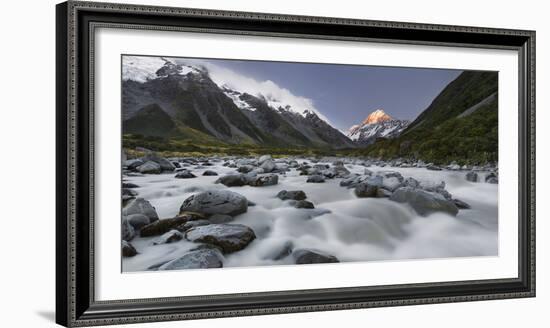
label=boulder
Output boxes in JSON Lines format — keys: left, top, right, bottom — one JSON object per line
{"left": 260, "top": 159, "right": 276, "bottom": 172}
{"left": 485, "top": 172, "right": 498, "bottom": 184}
{"left": 202, "top": 170, "right": 218, "bottom": 176}
{"left": 237, "top": 165, "right": 254, "bottom": 173}
{"left": 376, "top": 188, "right": 393, "bottom": 198}
{"left": 186, "top": 224, "right": 256, "bottom": 253}
{"left": 339, "top": 174, "right": 360, "bottom": 188}
{"left": 142, "top": 153, "right": 176, "bottom": 172}
{"left": 158, "top": 249, "right": 224, "bottom": 270}
{"left": 453, "top": 198, "right": 471, "bottom": 209}
{"left": 266, "top": 241, "right": 294, "bottom": 261}
{"left": 140, "top": 215, "right": 196, "bottom": 237}
{"left": 174, "top": 170, "right": 196, "bottom": 179}
{"left": 136, "top": 161, "right": 161, "bottom": 174}
{"left": 377, "top": 171, "right": 404, "bottom": 182}
{"left": 177, "top": 219, "right": 211, "bottom": 232}
{"left": 122, "top": 195, "right": 136, "bottom": 206}
{"left": 121, "top": 218, "right": 135, "bottom": 241}
{"left": 215, "top": 174, "right": 248, "bottom": 187}
{"left": 179, "top": 190, "right": 248, "bottom": 216}
{"left": 427, "top": 165, "right": 443, "bottom": 171}
{"left": 152, "top": 230, "right": 184, "bottom": 245}
{"left": 248, "top": 174, "right": 278, "bottom": 187}
{"left": 390, "top": 187, "right": 459, "bottom": 216}
{"left": 403, "top": 177, "right": 420, "bottom": 188}
{"left": 293, "top": 200, "right": 315, "bottom": 209}
{"left": 258, "top": 155, "right": 272, "bottom": 164}
{"left": 354, "top": 176, "right": 383, "bottom": 198}
{"left": 122, "top": 240, "right": 137, "bottom": 257}
{"left": 122, "top": 182, "right": 139, "bottom": 189}
{"left": 466, "top": 171, "right": 478, "bottom": 182}
{"left": 125, "top": 159, "right": 144, "bottom": 171}
{"left": 208, "top": 214, "right": 234, "bottom": 224}
{"left": 126, "top": 213, "right": 151, "bottom": 230}
{"left": 293, "top": 249, "right": 339, "bottom": 264}
{"left": 381, "top": 176, "right": 402, "bottom": 192}
{"left": 122, "top": 188, "right": 138, "bottom": 197}
{"left": 306, "top": 175, "right": 325, "bottom": 183}
{"left": 277, "top": 190, "right": 307, "bottom": 201}
{"left": 123, "top": 198, "right": 159, "bottom": 222}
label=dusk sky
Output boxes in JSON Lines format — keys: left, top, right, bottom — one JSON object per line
{"left": 196, "top": 58, "right": 462, "bottom": 131}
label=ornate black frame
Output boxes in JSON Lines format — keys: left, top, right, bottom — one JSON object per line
{"left": 56, "top": 1, "right": 536, "bottom": 326}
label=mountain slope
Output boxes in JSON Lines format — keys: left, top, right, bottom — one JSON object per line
{"left": 361, "top": 71, "right": 498, "bottom": 164}
{"left": 403, "top": 71, "right": 498, "bottom": 134}
{"left": 346, "top": 109, "right": 409, "bottom": 146}
{"left": 122, "top": 56, "right": 354, "bottom": 149}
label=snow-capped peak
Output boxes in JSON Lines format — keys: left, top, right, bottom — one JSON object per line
{"left": 122, "top": 56, "right": 199, "bottom": 83}
{"left": 362, "top": 109, "right": 393, "bottom": 125}
{"left": 346, "top": 109, "right": 409, "bottom": 144}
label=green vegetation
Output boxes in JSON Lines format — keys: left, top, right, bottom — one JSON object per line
{"left": 354, "top": 99, "right": 498, "bottom": 165}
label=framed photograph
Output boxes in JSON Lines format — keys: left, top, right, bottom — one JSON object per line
{"left": 56, "top": 1, "right": 535, "bottom": 326}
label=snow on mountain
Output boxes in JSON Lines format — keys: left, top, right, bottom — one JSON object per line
{"left": 122, "top": 55, "right": 330, "bottom": 124}
{"left": 122, "top": 56, "right": 198, "bottom": 83}
{"left": 347, "top": 109, "right": 409, "bottom": 145}
{"left": 172, "top": 58, "right": 331, "bottom": 123}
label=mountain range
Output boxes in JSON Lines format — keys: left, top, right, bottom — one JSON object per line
{"left": 122, "top": 56, "right": 354, "bottom": 149}
{"left": 122, "top": 56, "right": 498, "bottom": 163}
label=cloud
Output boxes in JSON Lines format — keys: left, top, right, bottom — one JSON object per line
{"left": 172, "top": 57, "right": 331, "bottom": 123}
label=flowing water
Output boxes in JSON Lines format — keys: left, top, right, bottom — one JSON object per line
{"left": 122, "top": 159, "right": 498, "bottom": 272}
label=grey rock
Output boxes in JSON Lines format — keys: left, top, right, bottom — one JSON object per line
{"left": 403, "top": 177, "right": 420, "bottom": 188}
{"left": 485, "top": 172, "right": 498, "bottom": 184}
{"left": 466, "top": 171, "right": 478, "bottom": 182}
{"left": 186, "top": 224, "right": 256, "bottom": 253}
{"left": 122, "top": 188, "right": 138, "bottom": 197}
{"left": 202, "top": 170, "right": 218, "bottom": 176}
{"left": 122, "top": 182, "right": 139, "bottom": 188}
{"left": 453, "top": 198, "right": 471, "bottom": 209}
{"left": 354, "top": 176, "right": 383, "bottom": 198}
{"left": 177, "top": 219, "right": 211, "bottom": 232}
{"left": 293, "top": 200, "right": 315, "bottom": 209}
{"left": 306, "top": 175, "right": 325, "bottom": 183}
{"left": 258, "top": 155, "right": 272, "bottom": 164}
{"left": 125, "top": 159, "right": 144, "bottom": 171}
{"left": 381, "top": 176, "right": 402, "bottom": 192}
{"left": 127, "top": 213, "right": 151, "bottom": 230}
{"left": 277, "top": 190, "right": 307, "bottom": 201}
{"left": 122, "top": 240, "right": 137, "bottom": 257}
{"left": 260, "top": 159, "right": 276, "bottom": 173}
{"left": 339, "top": 174, "right": 360, "bottom": 188}
{"left": 123, "top": 198, "right": 159, "bottom": 222}
{"left": 390, "top": 187, "right": 459, "bottom": 216}
{"left": 237, "top": 165, "right": 255, "bottom": 173}
{"left": 140, "top": 215, "right": 199, "bottom": 237}
{"left": 152, "top": 229, "right": 184, "bottom": 245}
{"left": 142, "top": 153, "right": 176, "bottom": 172}
{"left": 158, "top": 249, "right": 224, "bottom": 270}
{"left": 266, "top": 241, "right": 294, "bottom": 260}
{"left": 376, "top": 188, "right": 393, "bottom": 198}
{"left": 136, "top": 161, "right": 161, "bottom": 174}
{"left": 215, "top": 174, "right": 248, "bottom": 187}
{"left": 293, "top": 249, "right": 339, "bottom": 264}
{"left": 248, "top": 174, "right": 278, "bottom": 187}
{"left": 208, "top": 214, "right": 234, "bottom": 224}
{"left": 179, "top": 190, "right": 248, "bottom": 216}
{"left": 427, "top": 165, "right": 443, "bottom": 171}
{"left": 121, "top": 218, "right": 135, "bottom": 241}
{"left": 174, "top": 170, "right": 196, "bottom": 179}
